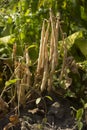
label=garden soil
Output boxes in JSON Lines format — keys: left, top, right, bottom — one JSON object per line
{"left": 0, "top": 93, "right": 87, "bottom": 130}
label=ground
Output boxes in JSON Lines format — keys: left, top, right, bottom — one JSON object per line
{"left": 0, "top": 93, "right": 87, "bottom": 130}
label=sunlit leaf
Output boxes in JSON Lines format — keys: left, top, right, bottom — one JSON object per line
{"left": 84, "top": 103, "right": 87, "bottom": 109}
{"left": 7, "top": 17, "right": 13, "bottom": 24}
{"left": 36, "top": 97, "right": 41, "bottom": 105}
{"left": 5, "top": 79, "right": 20, "bottom": 87}
{"left": 28, "top": 44, "right": 37, "bottom": 50}
{"left": 59, "top": 31, "right": 83, "bottom": 50}
{"left": 38, "top": 0, "right": 45, "bottom": 8}
{"left": 0, "top": 35, "right": 12, "bottom": 44}
{"left": 20, "top": 32, "right": 25, "bottom": 40}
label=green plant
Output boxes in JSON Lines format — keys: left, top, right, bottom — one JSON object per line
{"left": 1, "top": 1, "right": 87, "bottom": 128}
{"left": 71, "top": 98, "right": 87, "bottom": 130}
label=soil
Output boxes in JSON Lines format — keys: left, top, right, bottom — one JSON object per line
{"left": 0, "top": 93, "right": 87, "bottom": 130}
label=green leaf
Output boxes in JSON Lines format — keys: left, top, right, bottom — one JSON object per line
{"left": 7, "top": 17, "right": 13, "bottom": 24}
{"left": 5, "top": 79, "right": 20, "bottom": 87}
{"left": 45, "top": 96, "right": 53, "bottom": 101}
{"left": 36, "top": 97, "right": 41, "bottom": 105}
{"left": 38, "top": 0, "right": 45, "bottom": 8}
{"left": 75, "top": 38, "right": 87, "bottom": 58}
{"left": 66, "top": 31, "right": 83, "bottom": 48}
{"left": 28, "top": 44, "right": 37, "bottom": 50}
{"left": 81, "top": 6, "right": 87, "bottom": 21}
{"left": 59, "top": 31, "right": 83, "bottom": 50}
{"left": 84, "top": 103, "right": 87, "bottom": 109}
{"left": 77, "top": 121, "right": 83, "bottom": 130}
{"left": 76, "top": 108, "right": 84, "bottom": 121}
{"left": 20, "top": 32, "right": 25, "bottom": 40}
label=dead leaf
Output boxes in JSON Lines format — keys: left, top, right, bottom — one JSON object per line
{"left": 28, "top": 108, "right": 44, "bottom": 114}
{"left": 9, "top": 114, "right": 19, "bottom": 125}
{"left": 28, "top": 108, "right": 39, "bottom": 114}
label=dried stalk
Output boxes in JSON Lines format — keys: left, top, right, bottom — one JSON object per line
{"left": 40, "top": 22, "right": 50, "bottom": 91}
{"left": 37, "top": 20, "right": 45, "bottom": 72}
{"left": 14, "top": 61, "right": 21, "bottom": 115}
{"left": 19, "top": 48, "right": 32, "bottom": 104}
{"left": 25, "top": 47, "right": 31, "bottom": 90}
{"left": 12, "top": 43, "right": 17, "bottom": 62}
{"left": 54, "top": 14, "right": 60, "bottom": 65}
{"left": 41, "top": 41, "right": 48, "bottom": 92}
{"left": 48, "top": 10, "right": 60, "bottom": 91}
{"left": 34, "top": 21, "right": 50, "bottom": 91}
{"left": 41, "top": 62, "right": 48, "bottom": 92}
{"left": 37, "top": 20, "right": 50, "bottom": 72}
{"left": 49, "top": 32, "right": 54, "bottom": 62}
{"left": 59, "top": 24, "right": 67, "bottom": 81}
{"left": 50, "top": 10, "right": 57, "bottom": 67}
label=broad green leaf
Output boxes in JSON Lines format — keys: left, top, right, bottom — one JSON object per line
{"left": 5, "top": 79, "right": 20, "bottom": 87}
{"left": 76, "top": 108, "right": 84, "bottom": 121}
{"left": 66, "top": 31, "right": 83, "bottom": 49}
{"left": 59, "top": 31, "right": 83, "bottom": 50}
{"left": 77, "top": 121, "right": 83, "bottom": 130}
{"left": 36, "top": 97, "right": 41, "bottom": 105}
{"left": 59, "top": 31, "right": 87, "bottom": 59}
{"left": 75, "top": 38, "right": 87, "bottom": 58}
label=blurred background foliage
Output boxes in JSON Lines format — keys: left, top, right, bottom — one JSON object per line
{"left": 0, "top": 0, "right": 87, "bottom": 41}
